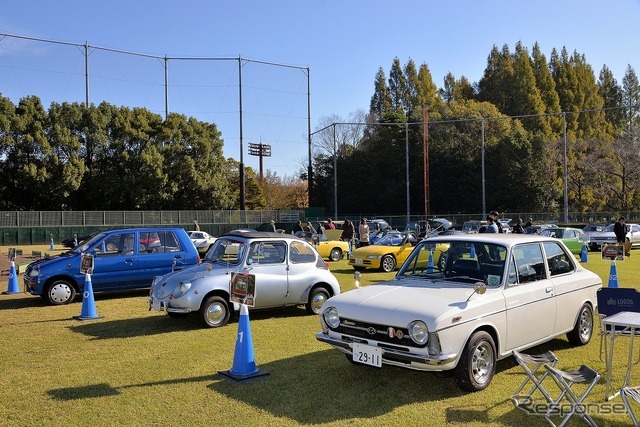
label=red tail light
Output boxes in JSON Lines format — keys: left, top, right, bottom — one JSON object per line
{"left": 324, "top": 261, "right": 329, "bottom": 269}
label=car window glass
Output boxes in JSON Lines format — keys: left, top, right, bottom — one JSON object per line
{"left": 206, "top": 238, "right": 245, "bottom": 265}
{"left": 139, "top": 231, "right": 181, "bottom": 255}
{"left": 248, "top": 242, "right": 286, "bottom": 265}
{"left": 290, "top": 241, "right": 316, "bottom": 263}
{"left": 512, "top": 243, "right": 546, "bottom": 283}
{"left": 507, "top": 256, "right": 518, "bottom": 285}
{"left": 633, "top": 225, "right": 640, "bottom": 232}
{"left": 543, "top": 242, "right": 574, "bottom": 276}
{"left": 94, "top": 233, "right": 130, "bottom": 256}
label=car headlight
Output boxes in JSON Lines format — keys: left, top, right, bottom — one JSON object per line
{"left": 408, "top": 320, "right": 429, "bottom": 345}
{"left": 151, "top": 275, "right": 163, "bottom": 286}
{"left": 366, "top": 255, "right": 382, "bottom": 259}
{"left": 179, "top": 281, "right": 192, "bottom": 294}
{"left": 29, "top": 269, "right": 39, "bottom": 278}
{"left": 323, "top": 306, "right": 340, "bottom": 329}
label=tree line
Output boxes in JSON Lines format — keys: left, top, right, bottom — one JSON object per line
{"left": 0, "top": 97, "right": 307, "bottom": 211}
{"left": 310, "top": 42, "right": 640, "bottom": 216}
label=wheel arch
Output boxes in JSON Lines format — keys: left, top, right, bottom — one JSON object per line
{"left": 199, "top": 288, "right": 230, "bottom": 311}
{"left": 455, "top": 324, "right": 500, "bottom": 367}
{"left": 43, "top": 275, "right": 80, "bottom": 293}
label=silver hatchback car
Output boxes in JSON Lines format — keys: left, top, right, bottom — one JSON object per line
{"left": 149, "top": 230, "right": 341, "bottom": 328}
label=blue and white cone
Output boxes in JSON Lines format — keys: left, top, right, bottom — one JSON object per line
{"left": 75, "top": 273, "right": 102, "bottom": 320}
{"left": 3, "top": 261, "right": 21, "bottom": 294}
{"left": 580, "top": 243, "right": 588, "bottom": 263}
{"left": 218, "top": 304, "right": 269, "bottom": 382}
{"left": 608, "top": 260, "right": 619, "bottom": 288}
{"left": 470, "top": 244, "right": 476, "bottom": 258}
{"left": 427, "top": 251, "right": 434, "bottom": 273}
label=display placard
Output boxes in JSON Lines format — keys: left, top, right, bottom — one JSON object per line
{"left": 602, "top": 244, "right": 624, "bottom": 261}
{"left": 230, "top": 272, "right": 255, "bottom": 307}
{"left": 80, "top": 253, "right": 95, "bottom": 274}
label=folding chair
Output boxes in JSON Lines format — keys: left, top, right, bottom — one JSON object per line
{"left": 621, "top": 386, "right": 640, "bottom": 426}
{"left": 511, "top": 350, "right": 558, "bottom": 408}
{"left": 544, "top": 364, "right": 600, "bottom": 427}
{"left": 597, "top": 287, "right": 640, "bottom": 362}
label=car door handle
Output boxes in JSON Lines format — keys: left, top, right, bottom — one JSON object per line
{"left": 125, "top": 258, "right": 134, "bottom": 263}
{"left": 174, "top": 255, "right": 182, "bottom": 259}
{"left": 545, "top": 286, "right": 553, "bottom": 293}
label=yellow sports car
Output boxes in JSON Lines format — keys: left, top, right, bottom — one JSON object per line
{"left": 295, "top": 231, "right": 350, "bottom": 261}
{"left": 349, "top": 232, "right": 419, "bottom": 272}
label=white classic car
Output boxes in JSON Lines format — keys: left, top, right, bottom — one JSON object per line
{"left": 187, "top": 230, "right": 217, "bottom": 255}
{"left": 587, "top": 222, "right": 640, "bottom": 251}
{"left": 316, "top": 234, "right": 602, "bottom": 391}
{"left": 149, "top": 231, "right": 341, "bottom": 328}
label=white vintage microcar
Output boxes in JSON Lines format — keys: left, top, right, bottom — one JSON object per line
{"left": 316, "top": 234, "right": 602, "bottom": 391}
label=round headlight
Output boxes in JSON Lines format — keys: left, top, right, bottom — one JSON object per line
{"left": 29, "top": 269, "right": 39, "bottom": 278}
{"left": 323, "top": 306, "right": 340, "bottom": 329}
{"left": 151, "top": 275, "right": 163, "bottom": 286}
{"left": 408, "top": 320, "right": 429, "bottom": 345}
{"left": 179, "top": 281, "right": 192, "bottom": 294}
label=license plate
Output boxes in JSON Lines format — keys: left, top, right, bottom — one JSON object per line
{"left": 355, "top": 258, "right": 363, "bottom": 264}
{"left": 352, "top": 343, "right": 382, "bottom": 367}
{"left": 152, "top": 299, "right": 163, "bottom": 312}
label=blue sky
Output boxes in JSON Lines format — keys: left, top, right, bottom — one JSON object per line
{"left": 1, "top": 1, "right": 639, "bottom": 179}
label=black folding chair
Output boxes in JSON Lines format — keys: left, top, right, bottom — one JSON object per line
{"left": 544, "top": 364, "right": 600, "bottom": 427}
{"left": 512, "top": 350, "right": 558, "bottom": 408}
{"left": 621, "top": 386, "right": 640, "bottom": 426}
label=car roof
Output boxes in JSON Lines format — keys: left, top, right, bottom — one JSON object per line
{"left": 220, "top": 231, "right": 303, "bottom": 240}
{"left": 425, "top": 233, "right": 561, "bottom": 249}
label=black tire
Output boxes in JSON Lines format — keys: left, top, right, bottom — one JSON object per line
{"left": 199, "top": 296, "right": 230, "bottom": 328}
{"left": 46, "top": 279, "right": 77, "bottom": 305}
{"left": 437, "top": 253, "right": 447, "bottom": 271}
{"left": 329, "top": 248, "right": 342, "bottom": 262}
{"left": 566, "top": 303, "right": 593, "bottom": 346}
{"left": 306, "top": 287, "right": 330, "bottom": 315}
{"left": 380, "top": 255, "right": 396, "bottom": 272}
{"left": 454, "top": 331, "right": 496, "bottom": 392}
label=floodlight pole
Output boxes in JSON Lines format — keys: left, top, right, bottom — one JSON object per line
{"left": 307, "top": 68, "right": 313, "bottom": 207}
{"left": 481, "top": 119, "right": 486, "bottom": 215}
{"left": 238, "top": 56, "right": 245, "bottom": 210}
{"left": 84, "top": 42, "right": 89, "bottom": 106}
{"left": 164, "top": 55, "right": 169, "bottom": 120}
{"left": 563, "top": 112, "right": 568, "bottom": 223}
{"left": 406, "top": 123, "right": 410, "bottom": 226}
{"left": 333, "top": 124, "right": 338, "bottom": 219}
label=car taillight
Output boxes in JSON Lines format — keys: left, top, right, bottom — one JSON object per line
{"left": 323, "top": 261, "right": 329, "bottom": 269}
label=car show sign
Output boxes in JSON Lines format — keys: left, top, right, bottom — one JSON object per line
{"left": 230, "top": 272, "right": 256, "bottom": 307}
{"left": 80, "top": 253, "right": 95, "bottom": 274}
{"left": 601, "top": 244, "right": 624, "bottom": 261}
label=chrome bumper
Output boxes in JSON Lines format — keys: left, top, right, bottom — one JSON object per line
{"left": 315, "top": 332, "right": 457, "bottom": 368}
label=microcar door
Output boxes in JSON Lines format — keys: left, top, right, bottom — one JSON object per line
{"left": 287, "top": 240, "right": 321, "bottom": 303}
{"left": 503, "top": 243, "right": 557, "bottom": 350}
{"left": 90, "top": 232, "right": 136, "bottom": 290}
{"left": 246, "top": 241, "right": 289, "bottom": 308}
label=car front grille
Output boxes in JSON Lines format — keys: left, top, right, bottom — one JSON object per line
{"left": 333, "top": 317, "right": 425, "bottom": 348}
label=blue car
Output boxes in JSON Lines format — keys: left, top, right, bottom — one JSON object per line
{"left": 24, "top": 227, "right": 200, "bottom": 305}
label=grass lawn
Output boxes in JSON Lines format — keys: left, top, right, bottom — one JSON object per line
{"left": 0, "top": 245, "right": 637, "bottom": 426}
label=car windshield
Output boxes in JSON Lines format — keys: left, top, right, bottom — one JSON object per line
{"left": 73, "top": 232, "right": 108, "bottom": 253}
{"left": 204, "top": 238, "right": 246, "bottom": 265}
{"left": 541, "top": 229, "right": 564, "bottom": 238}
{"left": 604, "top": 224, "right": 616, "bottom": 232}
{"left": 190, "top": 232, "right": 205, "bottom": 239}
{"left": 375, "top": 233, "right": 405, "bottom": 246}
{"left": 584, "top": 225, "right": 604, "bottom": 232}
{"left": 398, "top": 239, "right": 507, "bottom": 287}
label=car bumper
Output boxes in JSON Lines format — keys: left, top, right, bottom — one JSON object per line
{"left": 148, "top": 296, "right": 193, "bottom": 314}
{"left": 315, "top": 332, "right": 457, "bottom": 370}
{"left": 348, "top": 258, "right": 381, "bottom": 269}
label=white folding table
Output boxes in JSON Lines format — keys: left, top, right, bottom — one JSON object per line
{"left": 602, "top": 311, "right": 640, "bottom": 400}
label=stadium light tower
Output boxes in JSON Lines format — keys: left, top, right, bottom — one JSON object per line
{"left": 248, "top": 142, "right": 272, "bottom": 180}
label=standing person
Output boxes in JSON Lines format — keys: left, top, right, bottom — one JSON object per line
{"left": 270, "top": 220, "right": 277, "bottom": 232}
{"left": 359, "top": 218, "right": 370, "bottom": 247}
{"left": 490, "top": 211, "right": 504, "bottom": 233}
{"left": 525, "top": 218, "right": 533, "bottom": 229}
{"left": 614, "top": 216, "right": 631, "bottom": 257}
{"left": 326, "top": 218, "right": 336, "bottom": 230}
{"left": 512, "top": 218, "right": 524, "bottom": 234}
{"left": 340, "top": 219, "right": 355, "bottom": 255}
{"left": 485, "top": 215, "right": 499, "bottom": 233}
{"left": 317, "top": 222, "right": 326, "bottom": 235}
{"left": 192, "top": 219, "right": 200, "bottom": 231}
{"left": 292, "top": 220, "right": 304, "bottom": 234}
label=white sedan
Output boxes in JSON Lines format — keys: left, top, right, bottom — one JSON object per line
{"left": 316, "top": 234, "right": 602, "bottom": 391}
{"left": 187, "top": 231, "right": 217, "bottom": 255}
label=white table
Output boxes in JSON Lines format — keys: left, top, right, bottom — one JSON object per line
{"left": 602, "top": 311, "right": 640, "bottom": 400}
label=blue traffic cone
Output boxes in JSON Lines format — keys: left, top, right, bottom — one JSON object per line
{"left": 74, "top": 273, "right": 102, "bottom": 320}
{"left": 3, "top": 261, "right": 21, "bottom": 294}
{"left": 608, "top": 260, "right": 619, "bottom": 288}
{"left": 427, "top": 251, "right": 434, "bottom": 273}
{"left": 470, "top": 244, "right": 476, "bottom": 258}
{"left": 580, "top": 243, "right": 588, "bottom": 263}
{"left": 218, "top": 304, "right": 270, "bottom": 382}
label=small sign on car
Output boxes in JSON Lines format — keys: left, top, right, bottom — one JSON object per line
{"left": 602, "top": 244, "right": 624, "bottom": 261}
{"left": 230, "top": 272, "right": 256, "bottom": 307}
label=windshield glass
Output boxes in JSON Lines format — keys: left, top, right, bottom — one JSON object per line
{"left": 204, "top": 238, "right": 246, "bottom": 265}
{"left": 375, "top": 233, "right": 405, "bottom": 246}
{"left": 398, "top": 239, "right": 507, "bottom": 287}
{"left": 584, "top": 225, "right": 603, "bottom": 232}
{"left": 604, "top": 224, "right": 615, "bottom": 232}
{"left": 541, "top": 229, "right": 564, "bottom": 238}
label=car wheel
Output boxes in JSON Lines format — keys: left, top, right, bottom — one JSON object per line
{"left": 437, "top": 253, "right": 447, "bottom": 270}
{"left": 380, "top": 255, "right": 396, "bottom": 272}
{"left": 329, "top": 248, "right": 342, "bottom": 262}
{"left": 199, "top": 296, "right": 230, "bottom": 328}
{"left": 454, "top": 331, "right": 496, "bottom": 392}
{"left": 566, "top": 303, "right": 593, "bottom": 346}
{"left": 46, "top": 280, "right": 77, "bottom": 305}
{"left": 306, "top": 287, "right": 330, "bottom": 315}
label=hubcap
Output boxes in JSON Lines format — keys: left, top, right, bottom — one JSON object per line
{"left": 580, "top": 308, "right": 593, "bottom": 340}
{"left": 382, "top": 257, "right": 395, "bottom": 272}
{"left": 471, "top": 341, "right": 494, "bottom": 385}
{"left": 206, "top": 302, "right": 226, "bottom": 325}
{"left": 50, "top": 283, "right": 72, "bottom": 303}
{"left": 312, "top": 292, "right": 327, "bottom": 313}
{"left": 330, "top": 249, "right": 341, "bottom": 261}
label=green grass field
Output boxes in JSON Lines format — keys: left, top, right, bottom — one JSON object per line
{"left": 0, "top": 247, "right": 637, "bottom": 426}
